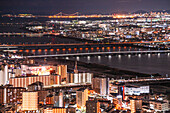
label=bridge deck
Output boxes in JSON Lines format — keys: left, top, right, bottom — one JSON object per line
{"left": 26, "top": 50, "right": 170, "bottom": 58}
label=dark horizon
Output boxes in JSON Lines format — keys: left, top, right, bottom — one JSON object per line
{"left": 0, "top": 0, "right": 170, "bottom": 15}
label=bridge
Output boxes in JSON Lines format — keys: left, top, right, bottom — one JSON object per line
{"left": 0, "top": 40, "right": 169, "bottom": 48}
{"left": 25, "top": 50, "right": 170, "bottom": 58}
{"left": 48, "top": 12, "right": 114, "bottom": 18}
{"left": 110, "top": 77, "right": 170, "bottom": 83}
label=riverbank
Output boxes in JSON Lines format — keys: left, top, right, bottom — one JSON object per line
{"left": 36, "top": 58, "right": 155, "bottom": 79}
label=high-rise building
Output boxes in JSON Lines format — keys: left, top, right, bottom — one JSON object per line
{"left": 0, "top": 65, "right": 9, "bottom": 85}
{"left": 9, "top": 74, "right": 61, "bottom": 88}
{"left": 0, "top": 86, "right": 4, "bottom": 104}
{"left": 130, "top": 99, "right": 142, "bottom": 113}
{"left": 6, "top": 85, "right": 26, "bottom": 104}
{"left": 86, "top": 99, "right": 100, "bottom": 113}
{"left": 22, "top": 92, "right": 38, "bottom": 111}
{"left": 46, "top": 94, "right": 54, "bottom": 105}
{"left": 125, "top": 85, "right": 149, "bottom": 95}
{"left": 76, "top": 88, "right": 88, "bottom": 107}
{"left": 0, "top": 85, "right": 26, "bottom": 105}
{"left": 92, "top": 77, "right": 109, "bottom": 95}
{"left": 67, "top": 73, "right": 74, "bottom": 83}
{"left": 27, "top": 82, "right": 48, "bottom": 104}
{"left": 57, "top": 65, "right": 67, "bottom": 79}
{"left": 50, "top": 74, "right": 61, "bottom": 85}
{"left": 4, "top": 65, "right": 9, "bottom": 84}
{"left": 38, "top": 90, "right": 48, "bottom": 104}
{"left": 54, "top": 91, "right": 64, "bottom": 107}
{"left": 0, "top": 70, "right": 4, "bottom": 85}
{"left": 67, "top": 72, "right": 93, "bottom": 84}
{"left": 149, "top": 100, "right": 169, "bottom": 112}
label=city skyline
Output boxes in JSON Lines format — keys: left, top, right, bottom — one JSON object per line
{"left": 0, "top": 0, "right": 169, "bottom": 112}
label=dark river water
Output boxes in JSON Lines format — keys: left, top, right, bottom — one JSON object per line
{"left": 69, "top": 53, "right": 170, "bottom": 75}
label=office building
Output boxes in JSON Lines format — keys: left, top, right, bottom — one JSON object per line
{"left": 130, "top": 99, "right": 142, "bottom": 113}
{"left": 57, "top": 65, "right": 67, "bottom": 79}
{"left": 0, "top": 86, "right": 4, "bottom": 104}
{"left": 67, "top": 72, "right": 93, "bottom": 84}
{"left": 0, "top": 65, "right": 9, "bottom": 85}
{"left": 76, "top": 88, "right": 88, "bottom": 107}
{"left": 149, "top": 100, "right": 169, "bottom": 112}
{"left": 9, "top": 74, "right": 61, "bottom": 88}
{"left": 0, "top": 85, "right": 26, "bottom": 105}
{"left": 46, "top": 94, "right": 54, "bottom": 105}
{"left": 125, "top": 85, "right": 149, "bottom": 95}
{"left": 22, "top": 91, "right": 38, "bottom": 111}
{"left": 6, "top": 85, "right": 26, "bottom": 104}
{"left": 86, "top": 99, "right": 100, "bottom": 113}
{"left": 54, "top": 91, "right": 64, "bottom": 107}
{"left": 92, "top": 77, "right": 109, "bottom": 95}
{"left": 27, "top": 82, "right": 48, "bottom": 104}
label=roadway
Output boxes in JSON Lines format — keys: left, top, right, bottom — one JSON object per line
{"left": 0, "top": 40, "right": 169, "bottom": 47}
{"left": 25, "top": 50, "right": 170, "bottom": 58}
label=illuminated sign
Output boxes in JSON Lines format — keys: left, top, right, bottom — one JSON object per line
{"left": 28, "top": 66, "right": 55, "bottom": 75}
{"left": 125, "top": 86, "right": 149, "bottom": 95}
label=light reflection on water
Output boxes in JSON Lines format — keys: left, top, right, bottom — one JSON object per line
{"left": 69, "top": 53, "right": 170, "bottom": 75}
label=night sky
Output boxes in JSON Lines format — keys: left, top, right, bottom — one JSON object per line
{"left": 0, "top": 0, "right": 169, "bottom": 14}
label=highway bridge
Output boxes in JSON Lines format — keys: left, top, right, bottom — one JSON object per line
{"left": 25, "top": 50, "right": 170, "bottom": 58}
{"left": 0, "top": 40, "right": 169, "bottom": 50}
